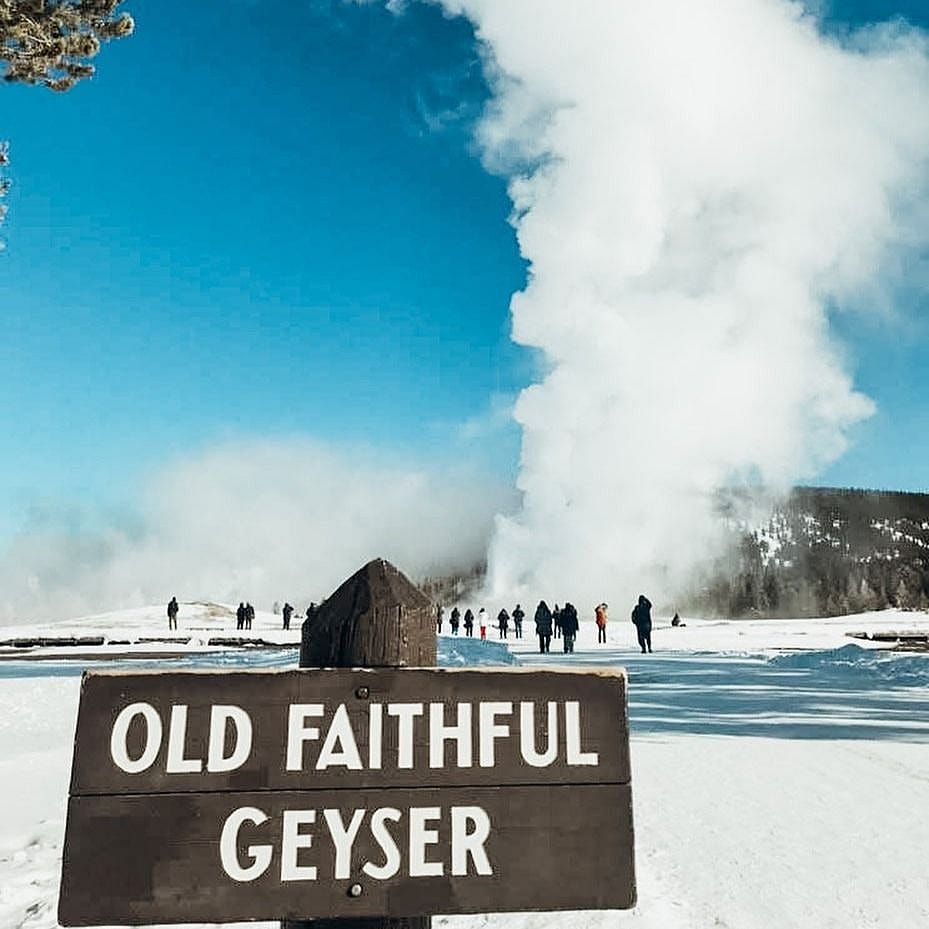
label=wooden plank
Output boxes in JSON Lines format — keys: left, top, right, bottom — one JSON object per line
{"left": 58, "top": 783, "right": 635, "bottom": 926}
{"left": 69, "top": 667, "right": 630, "bottom": 796}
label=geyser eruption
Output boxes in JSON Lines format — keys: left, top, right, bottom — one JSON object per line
{"left": 429, "top": 0, "right": 929, "bottom": 605}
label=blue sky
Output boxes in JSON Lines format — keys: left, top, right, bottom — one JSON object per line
{"left": 1, "top": 0, "right": 928, "bottom": 542}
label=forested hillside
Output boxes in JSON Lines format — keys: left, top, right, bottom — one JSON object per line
{"left": 688, "top": 487, "right": 929, "bottom": 617}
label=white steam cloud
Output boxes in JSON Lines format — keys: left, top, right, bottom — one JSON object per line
{"left": 8, "top": 2, "right": 929, "bottom": 623}
{"left": 0, "top": 439, "right": 511, "bottom": 624}
{"left": 417, "top": 0, "right": 929, "bottom": 606}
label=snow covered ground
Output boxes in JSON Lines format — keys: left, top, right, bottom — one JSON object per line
{"left": 0, "top": 601, "right": 302, "bottom": 657}
{"left": 1, "top": 606, "right": 928, "bottom": 928}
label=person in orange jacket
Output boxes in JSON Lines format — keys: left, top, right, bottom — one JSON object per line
{"left": 595, "top": 602, "right": 608, "bottom": 644}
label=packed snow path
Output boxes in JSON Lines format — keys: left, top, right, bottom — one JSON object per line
{"left": 1, "top": 610, "right": 928, "bottom": 928}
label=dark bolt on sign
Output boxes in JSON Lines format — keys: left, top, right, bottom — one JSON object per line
{"left": 58, "top": 667, "right": 636, "bottom": 925}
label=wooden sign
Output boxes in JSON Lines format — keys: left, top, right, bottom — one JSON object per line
{"left": 58, "top": 667, "right": 636, "bottom": 925}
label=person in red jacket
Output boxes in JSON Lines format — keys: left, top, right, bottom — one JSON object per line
{"left": 595, "top": 602, "right": 608, "bottom": 644}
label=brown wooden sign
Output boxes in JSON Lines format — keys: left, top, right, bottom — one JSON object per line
{"left": 58, "top": 667, "right": 635, "bottom": 925}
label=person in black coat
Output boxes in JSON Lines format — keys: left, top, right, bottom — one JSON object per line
{"left": 236, "top": 602, "right": 246, "bottom": 630}
{"left": 461, "top": 608, "right": 472, "bottom": 637}
{"left": 512, "top": 604, "right": 524, "bottom": 638}
{"left": 552, "top": 603, "right": 562, "bottom": 639}
{"left": 436, "top": 604, "right": 444, "bottom": 634}
{"left": 631, "top": 594, "right": 653, "bottom": 653}
{"left": 167, "top": 597, "right": 179, "bottom": 631}
{"left": 560, "top": 602, "right": 579, "bottom": 653}
{"left": 245, "top": 602, "right": 254, "bottom": 631}
{"left": 282, "top": 602, "right": 294, "bottom": 631}
{"left": 497, "top": 608, "right": 510, "bottom": 639}
{"left": 534, "top": 600, "right": 553, "bottom": 654}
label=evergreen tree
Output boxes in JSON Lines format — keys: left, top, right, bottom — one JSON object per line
{"left": 1, "top": 1, "right": 134, "bottom": 234}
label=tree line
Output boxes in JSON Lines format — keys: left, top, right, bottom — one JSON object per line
{"left": 686, "top": 487, "right": 929, "bottom": 618}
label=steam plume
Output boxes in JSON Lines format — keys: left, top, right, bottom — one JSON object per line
{"left": 0, "top": 438, "right": 510, "bottom": 624}
{"left": 426, "top": 0, "right": 929, "bottom": 606}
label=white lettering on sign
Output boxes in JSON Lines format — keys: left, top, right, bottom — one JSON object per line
{"left": 285, "top": 704, "right": 324, "bottom": 771}
{"left": 166, "top": 705, "right": 202, "bottom": 774}
{"left": 451, "top": 806, "right": 492, "bottom": 876}
{"left": 478, "top": 702, "right": 512, "bottom": 767}
{"left": 323, "top": 808, "right": 366, "bottom": 879}
{"left": 220, "top": 806, "right": 272, "bottom": 881}
{"left": 207, "top": 705, "right": 253, "bottom": 773}
{"left": 429, "top": 702, "right": 472, "bottom": 768}
{"left": 565, "top": 701, "right": 599, "bottom": 766}
{"left": 110, "top": 702, "right": 162, "bottom": 774}
{"left": 368, "top": 702, "right": 383, "bottom": 769}
{"left": 280, "top": 810, "right": 317, "bottom": 882}
{"left": 387, "top": 703, "right": 424, "bottom": 769}
{"left": 519, "top": 701, "right": 558, "bottom": 767}
{"left": 218, "top": 805, "right": 495, "bottom": 882}
{"left": 408, "top": 806, "right": 442, "bottom": 877}
{"left": 111, "top": 703, "right": 255, "bottom": 775}
{"left": 315, "top": 705, "right": 363, "bottom": 770}
{"left": 107, "top": 698, "right": 601, "bottom": 775}
{"left": 363, "top": 807, "right": 402, "bottom": 880}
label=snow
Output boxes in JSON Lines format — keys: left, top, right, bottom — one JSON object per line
{"left": 0, "top": 601, "right": 302, "bottom": 656}
{"left": 1, "top": 607, "right": 928, "bottom": 928}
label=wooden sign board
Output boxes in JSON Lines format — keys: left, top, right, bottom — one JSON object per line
{"left": 58, "top": 667, "right": 635, "bottom": 925}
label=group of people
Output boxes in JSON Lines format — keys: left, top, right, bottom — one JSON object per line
{"left": 236, "top": 602, "right": 255, "bottom": 630}
{"left": 531, "top": 601, "right": 581, "bottom": 653}
{"left": 436, "top": 605, "right": 490, "bottom": 640}
{"left": 165, "top": 598, "right": 322, "bottom": 633}
{"left": 164, "top": 592, "right": 656, "bottom": 652}
{"left": 435, "top": 594, "right": 656, "bottom": 655}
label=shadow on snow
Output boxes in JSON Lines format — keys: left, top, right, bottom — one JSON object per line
{"left": 517, "top": 644, "right": 929, "bottom": 742}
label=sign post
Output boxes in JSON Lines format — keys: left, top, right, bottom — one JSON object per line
{"left": 287, "top": 556, "right": 436, "bottom": 929}
{"left": 58, "top": 560, "right": 636, "bottom": 927}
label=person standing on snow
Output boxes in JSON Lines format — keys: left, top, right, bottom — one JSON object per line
{"left": 245, "top": 602, "right": 254, "bottom": 631}
{"left": 435, "top": 604, "right": 444, "bottom": 634}
{"left": 534, "top": 600, "right": 553, "bottom": 654}
{"left": 236, "top": 602, "right": 246, "bottom": 630}
{"left": 478, "top": 608, "right": 488, "bottom": 641}
{"left": 282, "top": 602, "right": 294, "bottom": 631}
{"left": 595, "top": 602, "right": 608, "bottom": 644}
{"left": 561, "top": 602, "right": 579, "bottom": 653}
{"left": 512, "top": 604, "right": 524, "bottom": 638}
{"left": 450, "top": 606, "right": 461, "bottom": 636}
{"left": 552, "top": 603, "right": 563, "bottom": 639}
{"left": 462, "top": 608, "right": 473, "bottom": 637}
{"left": 497, "top": 608, "right": 510, "bottom": 639}
{"left": 167, "top": 597, "right": 179, "bottom": 631}
{"left": 632, "top": 594, "right": 653, "bottom": 653}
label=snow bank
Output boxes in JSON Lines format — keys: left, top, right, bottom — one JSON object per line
{"left": 438, "top": 635, "right": 517, "bottom": 666}
{"left": 769, "top": 642, "right": 929, "bottom": 687}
